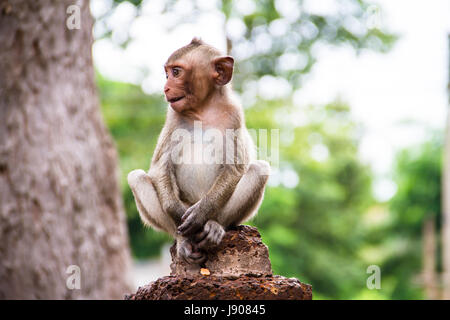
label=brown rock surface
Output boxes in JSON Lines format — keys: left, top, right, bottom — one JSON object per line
{"left": 170, "top": 225, "right": 273, "bottom": 277}
{"left": 126, "top": 225, "right": 312, "bottom": 300}
{"left": 126, "top": 275, "right": 312, "bottom": 300}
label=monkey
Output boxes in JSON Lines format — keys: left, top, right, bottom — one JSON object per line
{"left": 127, "top": 38, "right": 270, "bottom": 264}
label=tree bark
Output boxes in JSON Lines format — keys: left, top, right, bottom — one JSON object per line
{"left": 422, "top": 218, "right": 438, "bottom": 299}
{"left": 0, "top": 0, "right": 132, "bottom": 299}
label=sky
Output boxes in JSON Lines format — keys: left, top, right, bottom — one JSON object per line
{"left": 91, "top": 0, "right": 450, "bottom": 201}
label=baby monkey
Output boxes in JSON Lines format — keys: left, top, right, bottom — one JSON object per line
{"left": 128, "top": 38, "right": 270, "bottom": 264}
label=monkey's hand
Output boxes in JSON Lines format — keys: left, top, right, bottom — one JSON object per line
{"left": 164, "top": 201, "right": 189, "bottom": 226}
{"left": 177, "top": 201, "right": 209, "bottom": 237}
{"left": 194, "top": 220, "right": 225, "bottom": 249}
{"left": 177, "top": 238, "right": 206, "bottom": 264}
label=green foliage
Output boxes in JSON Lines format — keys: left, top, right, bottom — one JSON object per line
{"left": 374, "top": 135, "right": 442, "bottom": 299}
{"left": 246, "top": 100, "right": 374, "bottom": 299}
{"left": 105, "top": 0, "right": 396, "bottom": 92}
{"left": 391, "top": 138, "right": 442, "bottom": 232}
{"left": 224, "top": 0, "right": 396, "bottom": 92}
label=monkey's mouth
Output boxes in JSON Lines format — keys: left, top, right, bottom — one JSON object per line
{"left": 168, "top": 96, "right": 185, "bottom": 103}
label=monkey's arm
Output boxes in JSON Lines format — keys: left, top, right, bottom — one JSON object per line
{"left": 150, "top": 156, "right": 187, "bottom": 226}
{"left": 177, "top": 163, "right": 245, "bottom": 236}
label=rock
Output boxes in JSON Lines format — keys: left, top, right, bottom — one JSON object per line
{"left": 170, "top": 225, "right": 273, "bottom": 278}
{"left": 125, "top": 275, "right": 312, "bottom": 300}
{"left": 125, "top": 225, "right": 312, "bottom": 300}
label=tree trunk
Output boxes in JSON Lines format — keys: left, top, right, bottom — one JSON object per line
{"left": 0, "top": 0, "right": 132, "bottom": 299}
{"left": 422, "top": 218, "right": 438, "bottom": 299}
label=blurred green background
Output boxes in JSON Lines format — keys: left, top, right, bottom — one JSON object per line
{"left": 95, "top": 0, "right": 447, "bottom": 299}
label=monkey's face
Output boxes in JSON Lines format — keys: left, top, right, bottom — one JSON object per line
{"left": 164, "top": 61, "right": 189, "bottom": 113}
{"left": 163, "top": 47, "right": 234, "bottom": 114}
{"left": 163, "top": 58, "right": 212, "bottom": 113}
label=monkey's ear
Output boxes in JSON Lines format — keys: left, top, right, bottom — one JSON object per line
{"left": 213, "top": 56, "right": 234, "bottom": 86}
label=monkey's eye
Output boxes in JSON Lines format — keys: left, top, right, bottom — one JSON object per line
{"left": 172, "top": 67, "right": 181, "bottom": 77}
{"left": 165, "top": 71, "right": 168, "bottom": 79}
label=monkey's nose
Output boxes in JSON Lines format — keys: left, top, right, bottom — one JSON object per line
{"left": 164, "top": 86, "right": 170, "bottom": 93}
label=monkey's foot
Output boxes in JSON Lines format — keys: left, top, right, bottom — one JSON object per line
{"left": 194, "top": 220, "right": 225, "bottom": 249}
{"left": 177, "top": 238, "right": 206, "bottom": 265}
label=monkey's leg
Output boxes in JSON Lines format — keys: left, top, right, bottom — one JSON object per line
{"left": 195, "top": 160, "right": 270, "bottom": 249}
{"left": 127, "top": 169, "right": 177, "bottom": 236}
{"left": 218, "top": 160, "right": 270, "bottom": 226}
{"left": 128, "top": 169, "right": 206, "bottom": 264}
